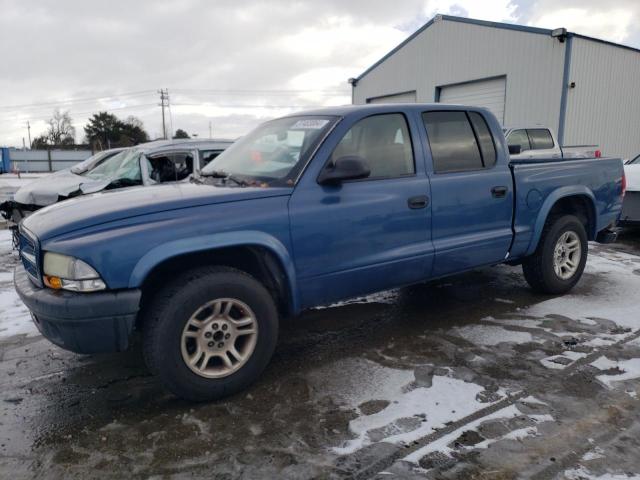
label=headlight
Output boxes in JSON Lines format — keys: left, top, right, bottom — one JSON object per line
{"left": 43, "top": 252, "right": 106, "bottom": 292}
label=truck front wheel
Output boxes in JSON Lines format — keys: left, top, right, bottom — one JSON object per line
{"left": 142, "top": 266, "right": 279, "bottom": 401}
{"left": 522, "top": 215, "right": 588, "bottom": 294}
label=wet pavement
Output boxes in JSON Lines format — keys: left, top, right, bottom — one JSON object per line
{"left": 1, "top": 228, "right": 640, "bottom": 479}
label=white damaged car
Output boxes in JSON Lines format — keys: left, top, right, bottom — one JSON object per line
{"left": 621, "top": 153, "right": 640, "bottom": 226}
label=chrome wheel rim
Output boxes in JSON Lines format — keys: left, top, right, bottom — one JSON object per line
{"left": 181, "top": 298, "right": 258, "bottom": 378}
{"left": 553, "top": 231, "right": 581, "bottom": 280}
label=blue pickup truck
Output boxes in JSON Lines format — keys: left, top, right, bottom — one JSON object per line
{"left": 14, "top": 104, "right": 625, "bottom": 401}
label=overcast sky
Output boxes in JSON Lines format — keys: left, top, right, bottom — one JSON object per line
{"left": 1, "top": 0, "right": 639, "bottom": 147}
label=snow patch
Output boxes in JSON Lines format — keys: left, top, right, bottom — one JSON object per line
{"left": 582, "top": 446, "right": 606, "bottom": 461}
{"left": 540, "top": 351, "right": 588, "bottom": 370}
{"left": 494, "top": 298, "right": 514, "bottom": 304}
{"left": 564, "top": 466, "right": 640, "bottom": 480}
{"left": 591, "top": 356, "right": 640, "bottom": 388}
{"left": 0, "top": 289, "right": 38, "bottom": 339}
{"left": 452, "top": 324, "right": 534, "bottom": 346}
{"left": 312, "top": 290, "right": 398, "bottom": 310}
{"left": 307, "top": 358, "right": 414, "bottom": 409}
{"left": 315, "top": 358, "right": 503, "bottom": 456}
{"left": 522, "top": 251, "right": 640, "bottom": 331}
{"left": 404, "top": 400, "right": 551, "bottom": 464}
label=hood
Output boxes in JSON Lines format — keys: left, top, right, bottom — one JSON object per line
{"left": 624, "top": 164, "right": 640, "bottom": 192}
{"left": 23, "top": 182, "right": 293, "bottom": 241}
{"left": 13, "top": 170, "right": 110, "bottom": 206}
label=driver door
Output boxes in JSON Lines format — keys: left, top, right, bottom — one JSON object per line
{"left": 289, "top": 112, "right": 433, "bottom": 309}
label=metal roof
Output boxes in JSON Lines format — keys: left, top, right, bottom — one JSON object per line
{"left": 355, "top": 14, "right": 640, "bottom": 83}
{"left": 282, "top": 102, "right": 491, "bottom": 119}
{"left": 134, "top": 138, "right": 235, "bottom": 155}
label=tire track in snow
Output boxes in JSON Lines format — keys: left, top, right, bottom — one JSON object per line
{"left": 342, "top": 329, "right": 640, "bottom": 479}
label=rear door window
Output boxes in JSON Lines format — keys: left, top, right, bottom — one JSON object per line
{"left": 422, "top": 111, "right": 483, "bottom": 173}
{"left": 527, "top": 129, "right": 555, "bottom": 150}
{"left": 468, "top": 112, "right": 497, "bottom": 168}
{"left": 507, "top": 129, "right": 530, "bottom": 152}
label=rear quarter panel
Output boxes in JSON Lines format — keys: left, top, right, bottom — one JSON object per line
{"left": 510, "top": 157, "right": 624, "bottom": 258}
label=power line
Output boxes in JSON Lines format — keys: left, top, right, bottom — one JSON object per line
{"left": 171, "top": 88, "right": 349, "bottom": 96}
{"left": 170, "top": 102, "right": 337, "bottom": 109}
{"left": 0, "top": 90, "right": 156, "bottom": 111}
{"left": 0, "top": 103, "right": 159, "bottom": 125}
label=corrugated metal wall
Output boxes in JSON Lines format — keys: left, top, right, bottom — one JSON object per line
{"left": 353, "top": 17, "right": 566, "bottom": 131}
{"left": 438, "top": 76, "right": 507, "bottom": 123}
{"left": 9, "top": 149, "right": 92, "bottom": 172}
{"left": 564, "top": 37, "right": 640, "bottom": 160}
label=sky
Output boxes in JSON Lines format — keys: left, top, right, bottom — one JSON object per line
{"left": 1, "top": 0, "right": 639, "bottom": 147}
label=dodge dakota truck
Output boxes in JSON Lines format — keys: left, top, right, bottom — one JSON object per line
{"left": 14, "top": 104, "right": 625, "bottom": 401}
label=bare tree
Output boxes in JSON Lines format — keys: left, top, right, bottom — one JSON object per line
{"left": 46, "top": 109, "right": 76, "bottom": 146}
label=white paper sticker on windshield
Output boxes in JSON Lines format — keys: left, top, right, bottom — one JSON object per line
{"left": 291, "top": 119, "right": 329, "bottom": 130}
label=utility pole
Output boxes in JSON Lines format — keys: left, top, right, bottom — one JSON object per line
{"left": 209, "top": 121, "right": 212, "bottom": 139}
{"left": 26, "top": 121, "right": 31, "bottom": 149}
{"left": 158, "top": 88, "right": 169, "bottom": 139}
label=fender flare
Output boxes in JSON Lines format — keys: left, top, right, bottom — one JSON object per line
{"left": 525, "top": 186, "right": 597, "bottom": 256}
{"left": 128, "top": 230, "right": 300, "bottom": 313}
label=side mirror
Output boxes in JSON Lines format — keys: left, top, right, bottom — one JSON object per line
{"left": 318, "top": 155, "right": 371, "bottom": 185}
{"left": 508, "top": 145, "right": 522, "bottom": 155}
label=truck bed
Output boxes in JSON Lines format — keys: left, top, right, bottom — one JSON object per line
{"left": 509, "top": 156, "right": 624, "bottom": 259}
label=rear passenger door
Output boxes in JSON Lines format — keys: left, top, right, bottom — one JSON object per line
{"left": 422, "top": 110, "right": 513, "bottom": 276}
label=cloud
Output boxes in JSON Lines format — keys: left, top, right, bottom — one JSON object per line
{"left": 528, "top": 5, "right": 636, "bottom": 43}
{"left": 0, "top": 0, "right": 638, "bottom": 147}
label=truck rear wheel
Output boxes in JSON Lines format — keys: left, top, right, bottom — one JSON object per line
{"left": 522, "top": 215, "right": 588, "bottom": 294}
{"left": 142, "top": 266, "right": 279, "bottom": 401}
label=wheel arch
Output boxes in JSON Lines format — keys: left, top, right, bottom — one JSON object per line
{"left": 526, "top": 187, "right": 596, "bottom": 256}
{"left": 130, "top": 231, "right": 299, "bottom": 317}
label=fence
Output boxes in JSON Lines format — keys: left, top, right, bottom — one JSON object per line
{"left": 4, "top": 149, "right": 93, "bottom": 173}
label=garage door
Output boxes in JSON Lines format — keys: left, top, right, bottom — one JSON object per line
{"left": 439, "top": 77, "right": 506, "bottom": 124}
{"left": 367, "top": 91, "right": 416, "bottom": 104}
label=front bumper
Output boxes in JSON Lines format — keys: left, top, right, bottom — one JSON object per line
{"left": 14, "top": 266, "right": 141, "bottom": 354}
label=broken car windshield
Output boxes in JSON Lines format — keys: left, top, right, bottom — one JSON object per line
{"left": 82, "top": 149, "right": 142, "bottom": 183}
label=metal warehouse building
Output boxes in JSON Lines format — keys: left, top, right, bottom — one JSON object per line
{"left": 351, "top": 15, "right": 640, "bottom": 160}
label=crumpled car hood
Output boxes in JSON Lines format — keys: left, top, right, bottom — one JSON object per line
{"left": 13, "top": 169, "right": 110, "bottom": 206}
{"left": 624, "top": 164, "right": 640, "bottom": 192}
{"left": 23, "top": 182, "right": 293, "bottom": 241}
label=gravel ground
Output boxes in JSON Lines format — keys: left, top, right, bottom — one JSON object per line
{"left": 1, "top": 228, "right": 640, "bottom": 479}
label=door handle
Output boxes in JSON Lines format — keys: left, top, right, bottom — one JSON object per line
{"left": 408, "top": 195, "right": 429, "bottom": 209}
{"left": 491, "top": 186, "right": 508, "bottom": 198}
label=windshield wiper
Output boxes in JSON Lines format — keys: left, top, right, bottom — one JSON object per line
{"left": 201, "top": 170, "right": 248, "bottom": 187}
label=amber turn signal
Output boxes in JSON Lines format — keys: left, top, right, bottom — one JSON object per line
{"left": 44, "top": 275, "right": 63, "bottom": 289}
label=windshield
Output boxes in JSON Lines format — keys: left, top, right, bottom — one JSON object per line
{"left": 629, "top": 154, "right": 640, "bottom": 165}
{"left": 83, "top": 149, "right": 142, "bottom": 182}
{"left": 71, "top": 150, "right": 118, "bottom": 174}
{"left": 201, "top": 115, "right": 336, "bottom": 186}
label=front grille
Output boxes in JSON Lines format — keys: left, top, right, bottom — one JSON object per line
{"left": 19, "top": 227, "right": 42, "bottom": 287}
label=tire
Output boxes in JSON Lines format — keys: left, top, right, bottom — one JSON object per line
{"left": 142, "top": 266, "right": 279, "bottom": 402}
{"left": 522, "top": 214, "right": 588, "bottom": 294}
